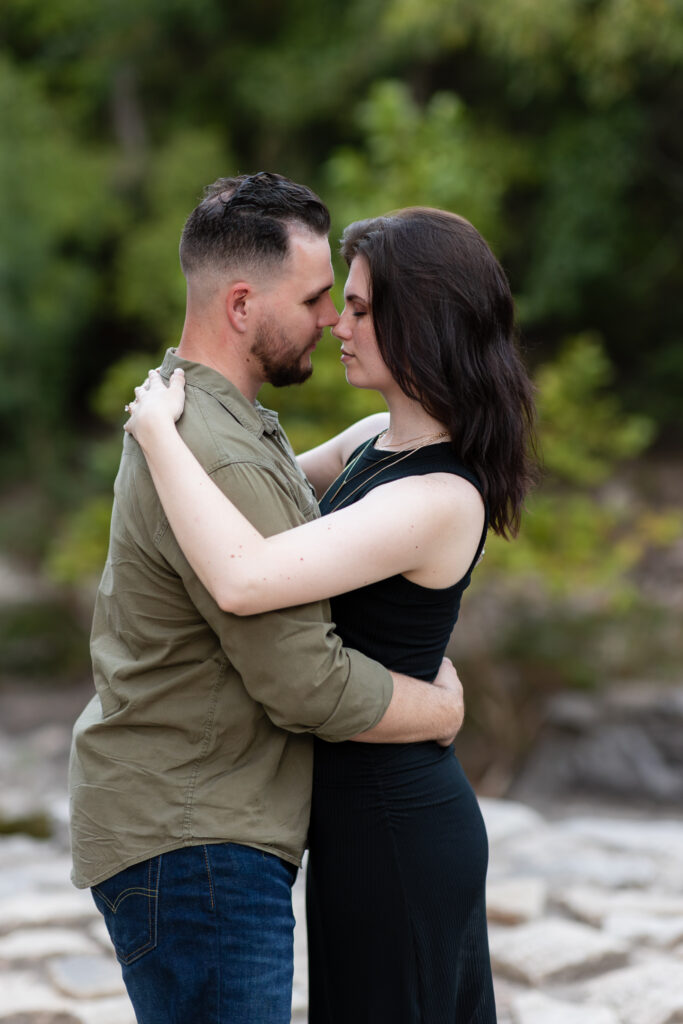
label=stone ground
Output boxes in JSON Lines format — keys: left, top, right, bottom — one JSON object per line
{"left": 2, "top": 695, "right": 683, "bottom": 1024}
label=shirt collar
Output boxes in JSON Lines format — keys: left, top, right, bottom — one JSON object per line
{"left": 160, "top": 349, "right": 281, "bottom": 438}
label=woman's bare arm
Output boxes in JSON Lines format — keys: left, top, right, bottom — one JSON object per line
{"left": 126, "top": 369, "right": 483, "bottom": 616}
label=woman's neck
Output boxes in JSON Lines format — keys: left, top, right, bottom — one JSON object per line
{"left": 376, "top": 395, "right": 449, "bottom": 451}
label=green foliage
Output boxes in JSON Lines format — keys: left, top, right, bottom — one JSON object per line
{"left": 484, "top": 492, "right": 682, "bottom": 603}
{"left": 1, "top": 0, "right": 682, "bottom": 605}
{"left": 382, "top": 0, "right": 683, "bottom": 429}
{"left": 0, "top": 811, "right": 53, "bottom": 840}
{"left": 1, "top": 0, "right": 682, "bottom": 491}
{"left": 384, "top": 0, "right": 683, "bottom": 102}
{"left": 114, "top": 128, "right": 231, "bottom": 344}
{"left": 324, "top": 80, "right": 523, "bottom": 248}
{"left": 494, "top": 598, "right": 683, "bottom": 692}
{"left": 517, "top": 110, "right": 642, "bottom": 323}
{"left": 0, "top": 53, "right": 117, "bottom": 475}
{"left": 91, "top": 350, "right": 165, "bottom": 425}
{"left": 535, "top": 333, "right": 654, "bottom": 486}
{"left": 481, "top": 334, "right": 682, "bottom": 601}
{"left": 46, "top": 496, "right": 115, "bottom": 584}
{"left": 0, "top": 599, "right": 89, "bottom": 677}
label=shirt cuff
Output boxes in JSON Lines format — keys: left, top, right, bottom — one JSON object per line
{"left": 313, "top": 650, "right": 393, "bottom": 743}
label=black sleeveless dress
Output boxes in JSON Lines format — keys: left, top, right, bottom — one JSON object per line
{"left": 306, "top": 439, "right": 497, "bottom": 1024}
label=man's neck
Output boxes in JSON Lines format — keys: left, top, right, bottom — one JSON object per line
{"left": 176, "top": 333, "right": 263, "bottom": 404}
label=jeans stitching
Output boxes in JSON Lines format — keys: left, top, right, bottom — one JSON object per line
{"left": 93, "top": 885, "right": 157, "bottom": 913}
{"left": 202, "top": 844, "right": 216, "bottom": 911}
{"left": 93, "top": 856, "right": 161, "bottom": 965}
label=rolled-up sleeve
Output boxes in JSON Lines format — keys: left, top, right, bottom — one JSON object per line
{"left": 156, "top": 459, "right": 393, "bottom": 742}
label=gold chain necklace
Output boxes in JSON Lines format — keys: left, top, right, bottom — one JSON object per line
{"left": 375, "top": 427, "right": 448, "bottom": 451}
{"left": 322, "top": 431, "right": 449, "bottom": 512}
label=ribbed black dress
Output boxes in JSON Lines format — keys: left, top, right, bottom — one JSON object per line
{"left": 306, "top": 439, "right": 497, "bottom": 1024}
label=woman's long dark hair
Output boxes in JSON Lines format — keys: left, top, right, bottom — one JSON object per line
{"left": 341, "top": 208, "right": 537, "bottom": 538}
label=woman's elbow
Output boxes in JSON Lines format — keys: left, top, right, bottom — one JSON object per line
{"left": 214, "top": 577, "right": 265, "bottom": 616}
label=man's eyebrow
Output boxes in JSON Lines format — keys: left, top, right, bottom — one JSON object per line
{"left": 305, "top": 281, "right": 334, "bottom": 301}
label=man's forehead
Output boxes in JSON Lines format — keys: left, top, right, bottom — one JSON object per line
{"left": 286, "top": 227, "right": 331, "bottom": 263}
{"left": 282, "top": 229, "right": 334, "bottom": 287}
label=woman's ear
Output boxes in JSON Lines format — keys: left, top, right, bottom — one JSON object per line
{"left": 225, "top": 283, "right": 251, "bottom": 333}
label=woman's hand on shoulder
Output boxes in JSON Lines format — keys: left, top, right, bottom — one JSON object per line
{"left": 124, "top": 368, "right": 186, "bottom": 446}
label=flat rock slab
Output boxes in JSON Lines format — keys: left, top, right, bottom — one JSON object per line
{"left": 603, "top": 910, "right": 683, "bottom": 949}
{"left": 0, "top": 891, "right": 98, "bottom": 933}
{"left": 21, "top": 857, "right": 76, "bottom": 888}
{"left": 489, "top": 918, "right": 629, "bottom": 985}
{"left": 58, "top": 996, "right": 137, "bottom": 1024}
{"left": 0, "top": 970, "right": 74, "bottom": 1016}
{"left": 0, "top": 837, "right": 57, "bottom": 869}
{"left": 556, "top": 884, "right": 683, "bottom": 927}
{"left": 0, "top": 1015, "right": 81, "bottom": 1024}
{"left": 562, "top": 818, "right": 683, "bottom": 858}
{"left": 0, "top": 927, "right": 98, "bottom": 961}
{"left": 47, "top": 955, "right": 125, "bottom": 1000}
{"left": 479, "top": 798, "right": 545, "bottom": 845}
{"left": 584, "top": 959, "right": 683, "bottom": 1024}
{"left": 511, "top": 991, "right": 619, "bottom": 1024}
{"left": 487, "top": 877, "right": 548, "bottom": 924}
{"left": 501, "top": 829, "right": 658, "bottom": 888}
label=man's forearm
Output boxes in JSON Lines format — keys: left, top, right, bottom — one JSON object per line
{"left": 351, "top": 669, "right": 464, "bottom": 744}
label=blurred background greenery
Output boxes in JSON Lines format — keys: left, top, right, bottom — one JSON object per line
{"left": 1, "top": 0, "right": 682, "bottom": 789}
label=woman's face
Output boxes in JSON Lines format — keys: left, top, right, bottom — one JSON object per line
{"left": 331, "top": 256, "right": 394, "bottom": 393}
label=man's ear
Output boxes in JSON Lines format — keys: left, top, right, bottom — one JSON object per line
{"left": 225, "top": 282, "right": 252, "bottom": 333}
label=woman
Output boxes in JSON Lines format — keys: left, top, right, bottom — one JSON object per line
{"left": 125, "top": 207, "right": 536, "bottom": 1022}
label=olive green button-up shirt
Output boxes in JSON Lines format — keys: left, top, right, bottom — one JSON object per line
{"left": 69, "top": 350, "right": 392, "bottom": 889}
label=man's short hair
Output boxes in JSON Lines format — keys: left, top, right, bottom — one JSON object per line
{"left": 179, "top": 171, "right": 331, "bottom": 279}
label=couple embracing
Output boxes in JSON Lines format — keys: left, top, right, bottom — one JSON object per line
{"left": 70, "top": 171, "right": 535, "bottom": 1023}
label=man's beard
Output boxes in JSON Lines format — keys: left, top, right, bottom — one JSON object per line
{"left": 251, "top": 319, "right": 315, "bottom": 388}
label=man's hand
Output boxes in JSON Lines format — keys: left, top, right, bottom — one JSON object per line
{"left": 350, "top": 658, "right": 465, "bottom": 745}
{"left": 432, "top": 657, "right": 464, "bottom": 747}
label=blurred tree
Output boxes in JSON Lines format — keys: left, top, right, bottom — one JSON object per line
{"left": 481, "top": 333, "right": 681, "bottom": 602}
{"left": 0, "top": 53, "right": 115, "bottom": 479}
{"left": 380, "top": 0, "right": 683, "bottom": 433}
{"left": 0, "top": 0, "right": 682, "bottom": 558}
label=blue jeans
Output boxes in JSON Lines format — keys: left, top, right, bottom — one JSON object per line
{"left": 92, "top": 842, "right": 297, "bottom": 1024}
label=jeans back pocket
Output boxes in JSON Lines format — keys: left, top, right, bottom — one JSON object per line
{"left": 92, "top": 855, "right": 161, "bottom": 965}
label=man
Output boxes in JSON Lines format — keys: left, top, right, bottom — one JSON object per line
{"left": 69, "top": 172, "right": 464, "bottom": 1024}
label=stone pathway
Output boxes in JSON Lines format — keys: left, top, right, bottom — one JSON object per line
{"left": 2, "top": 722, "right": 683, "bottom": 1022}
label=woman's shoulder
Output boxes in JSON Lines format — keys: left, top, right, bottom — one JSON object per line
{"left": 356, "top": 470, "right": 484, "bottom": 541}
{"left": 395, "top": 468, "right": 484, "bottom": 514}
{"left": 365, "top": 441, "right": 485, "bottom": 497}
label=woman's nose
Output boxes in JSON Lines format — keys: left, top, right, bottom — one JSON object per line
{"left": 331, "top": 310, "right": 352, "bottom": 340}
{"left": 318, "top": 294, "right": 340, "bottom": 328}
